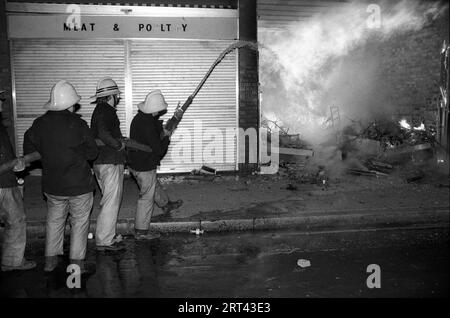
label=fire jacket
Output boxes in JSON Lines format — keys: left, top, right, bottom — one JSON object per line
{"left": 90, "top": 102, "right": 126, "bottom": 165}
{"left": 23, "top": 110, "right": 98, "bottom": 196}
{"left": 0, "top": 115, "right": 17, "bottom": 188}
{"left": 127, "top": 111, "right": 170, "bottom": 172}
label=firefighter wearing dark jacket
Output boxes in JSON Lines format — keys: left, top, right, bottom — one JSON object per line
{"left": 90, "top": 77, "right": 126, "bottom": 251}
{"left": 0, "top": 89, "right": 36, "bottom": 272}
{"left": 23, "top": 81, "right": 98, "bottom": 273}
{"left": 128, "top": 90, "right": 182, "bottom": 241}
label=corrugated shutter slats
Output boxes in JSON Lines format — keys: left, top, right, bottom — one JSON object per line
{"left": 11, "top": 39, "right": 237, "bottom": 172}
{"left": 12, "top": 40, "right": 127, "bottom": 156}
{"left": 130, "top": 40, "right": 237, "bottom": 172}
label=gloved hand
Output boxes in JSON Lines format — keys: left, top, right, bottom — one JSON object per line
{"left": 162, "top": 128, "right": 173, "bottom": 138}
{"left": 13, "top": 157, "right": 26, "bottom": 172}
{"left": 173, "top": 102, "right": 184, "bottom": 120}
{"left": 117, "top": 139, "right": 126, "bottom": 152}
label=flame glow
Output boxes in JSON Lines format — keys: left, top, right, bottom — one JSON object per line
{"left": 399, "top": 119, "right": 411, "bottom": 130}
{"left": 398, "top": 120, "right": 426, "bottom": 131}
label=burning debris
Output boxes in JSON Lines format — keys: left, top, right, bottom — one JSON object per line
{"left": 258, "top": 0, "right": 448, "bottom": 187}
{"left": 333, "top": 115, "right": 440, "bottom": 183}
{"left": 266, "top": 109, "right": 443, "bottom": 189}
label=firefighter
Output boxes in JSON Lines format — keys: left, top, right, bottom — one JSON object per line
{"left": 0, "top": 89, "right": 36, "bottom": 272}
{"left": 128, "top": 90, "right": 182, "bottom": 240}
{"left": 23, "top": 81, "right": 98, "bottom": 272}
{"left": 90, "top": 77, "right": 126, "bottom": 251}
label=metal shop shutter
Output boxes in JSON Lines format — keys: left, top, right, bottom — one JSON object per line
{"left": 257, "top": 0, "right": 348, "bottom": 30}
{"left": 11, "top": 40, "right": 127, "bottom": 156}
{"left": 130, "top": 40, "right": 237, "bottom": 173}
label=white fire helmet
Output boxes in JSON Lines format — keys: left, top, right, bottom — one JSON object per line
{"left": 44, "top": 80, "right": 81, "bottom": 111}
{"left": 138, "top": 90, "right": 168, "bottom": 114}
{"left": 91, "top": 77, "right": 121, "bottom": 98}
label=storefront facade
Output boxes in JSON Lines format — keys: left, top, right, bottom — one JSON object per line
{"left": 3, "top": 0, "right": 259, "bottom": 173}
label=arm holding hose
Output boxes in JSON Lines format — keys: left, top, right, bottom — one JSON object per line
{"left": 162, "top": 96, "right": 193, "bottom": 137}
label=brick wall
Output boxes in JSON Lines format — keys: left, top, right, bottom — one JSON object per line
{"left": 373, "top": 7, "right": 449, "bottom": 127}
{"left": 238, "top": 0, "right": 259, "bottom": 171}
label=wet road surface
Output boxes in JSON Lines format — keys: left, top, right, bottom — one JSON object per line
{"left": 0, "top": 226, "right": 448, "bottom": 298}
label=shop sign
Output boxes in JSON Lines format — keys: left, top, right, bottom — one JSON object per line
{"left": 8, "top": 15, "right": 237, "bottom": 40}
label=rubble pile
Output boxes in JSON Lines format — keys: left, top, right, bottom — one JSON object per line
{"left": 160, "top": 115, "right": 445, "bottom": 191}
{"left": 269, "top": 115, "right": 447, "bottom": 191}
{"left": 338, "top": 116, "right": 444, "bottom": 183}
{"left": 360, "top": 119, "right": 435, "bottom": 149}
{"left": 276, "top": 133, "right": 326, "bottom": 188}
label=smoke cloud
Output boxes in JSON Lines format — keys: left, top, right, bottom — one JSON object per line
{"left": 259, "top": 0, "right": 447, "bottom": 145}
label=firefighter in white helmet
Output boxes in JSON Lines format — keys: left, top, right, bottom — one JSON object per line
{"left": 127, "top": 90, "right": 183, "bottom": 240}
{"left": 90, "top": 77, "right": 126, "bottom": 251}
{"left": 23, "top": 81, "right": 98, "bottom": 273}
{"left": 0, "top": 89, "right": 37, "bottom": 272}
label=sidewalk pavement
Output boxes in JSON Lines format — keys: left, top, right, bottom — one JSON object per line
{"left": 17, "top": 171, "right": 450, "bottom": 236}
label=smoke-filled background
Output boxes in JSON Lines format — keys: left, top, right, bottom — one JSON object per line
{"left": 259, "top": 0, "right": 449, "bottom": 146}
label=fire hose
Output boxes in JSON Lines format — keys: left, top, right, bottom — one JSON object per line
{"left": 0, "top": 138, "right": 151, "bottom": 175}
{"left": 0, "top": 40, "right": 258, "bottom": 176}
{"left": 163, "top": 40, "right": 258, "bottom": 135}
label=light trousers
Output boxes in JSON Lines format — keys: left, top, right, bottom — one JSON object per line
{"left": 130, "top": 169, "right": 169, "bottom": 231}
{"left": 94, "top": 164, "right": 124, "bottom": 246}
{"left": 0, "top": 187, "right": 26, "bottom": 267}
{"left": 45, "top": 192, "right": 93, "bottom": 260}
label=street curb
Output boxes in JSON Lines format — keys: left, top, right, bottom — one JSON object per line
{"left": 19, "top": 206, "right": 450, "bottom": 237}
